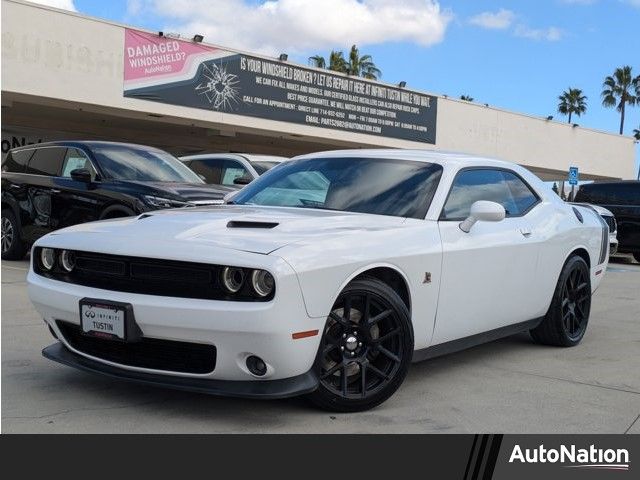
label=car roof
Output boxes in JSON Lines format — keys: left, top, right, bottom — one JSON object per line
{"left": 293, "top": 148, "right": 522, "bottom": 169}
{"left": 579, "top": 180, "right": 640, "bottom": 187}
{"left": 180, "top": 153, "right": 288, "bottom": 163}
{"left": 9, "top": 140, "right": 167, "bottom": 152}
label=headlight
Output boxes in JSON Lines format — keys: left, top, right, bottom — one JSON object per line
{"left": 143, "top": 195, "right": 190, "bottom": 209}
{"left": 60, "top": 250, "right": 76, "bottom": 272}
{"left": 40, "top": 248, "right": 56, "bottom": 270}
{"left": 221, "top": 267, "right": 245, "bottom": 293}
{"left": 251, "top": 269, "right": 274, "bottom": 297}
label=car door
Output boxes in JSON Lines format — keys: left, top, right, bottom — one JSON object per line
{"left": 50, "top": 148, "right": 104, "bottom": 229}
{"left": 432, "top": 168, "right": 542, "bottom": 345}
{"left": 22, "top": 146, "right": 66, "bottom": 241}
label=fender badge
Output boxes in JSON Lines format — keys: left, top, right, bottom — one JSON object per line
{"left": 423, "top": 272, "right": 432, "bottom": 284}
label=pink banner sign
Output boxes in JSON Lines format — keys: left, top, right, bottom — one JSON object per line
{"left": 124, "top": 29, "right": 217, "bottom": 85}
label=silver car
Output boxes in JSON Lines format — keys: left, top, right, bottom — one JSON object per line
{"left": 180, "top": 153, "right": 287, "bottom": 188}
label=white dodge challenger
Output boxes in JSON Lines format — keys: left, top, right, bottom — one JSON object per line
{"left": 28, "top": 150, "right": 609, "bottom": 411}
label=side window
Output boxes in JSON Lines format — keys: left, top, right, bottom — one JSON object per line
{"left": 25, "top": 147, "right": 66, "bottom": 176}
{"left": 220, "top": 160, "right": 250, "bottom": 186}
{"left": 502, "top": 171, "right": 538, "bottom": 214}
{"left": 1, "top": 149, "right": 34, "bottom": 173}
{"left": 188, "top": 159, "right": 224, "bottom": 184}
{"left": 61, "top": 148, "right": 96, "bottom": 178}
{"left": 442, "top": 169, "right": 538, "bottom": 220}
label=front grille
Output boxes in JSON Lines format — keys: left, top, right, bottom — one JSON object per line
{"left": 602, "top": 215, "right": 616, "bottom": 233}
{"left": 57, "top": 321, "right": 216, "bottom": 374}
{"left": 34, "top": 250, "right": 271, "bottom": 301}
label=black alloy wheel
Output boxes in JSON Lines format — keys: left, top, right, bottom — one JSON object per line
{"left": 308, "top": 277, "right": 413, "bottom": 412}
{"left": 1, "top": 209, "right": 27, "bottom": 260}
{"left": 530, "top": 255, "right": 591, "bottom": 347}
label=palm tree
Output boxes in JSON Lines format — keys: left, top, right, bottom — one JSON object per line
{"left": 601, "top": 66, "right": 640, "bottom": 134}
{"left": 557, "top": 88, "right": 587, "bottom": 124}
{"left": 328, "top": 50, "right": 347, "bottom": 73}
{"left": 460, "top": 95, "right": 474, "bottom": 101}
{"left": 309, "top": 46, "right": 381, "bottom": 79}
{"left": 308, "top": 55, "right": 326, "bottom": 69}
{"left": 345, "top": 45, "right": 382, "bottom": 80}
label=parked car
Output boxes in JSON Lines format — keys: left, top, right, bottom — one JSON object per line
{"left": 574, "top": 181, "right": 640, "bottom": 262}
{"left": 1, "top": 141, "right": 233, "bottom": 260}
{"left": 590, "top": 205, "right": 618, "bottom": 255}
{"left": 29, "top": 150, "right": 608, "bottom": 411}
{"left": 180, "top": 153, "right": 286, "bottom": 187}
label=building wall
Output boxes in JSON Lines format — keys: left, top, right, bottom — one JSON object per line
{"left": 1, "top": 0, "right": 636, "bottom": 179}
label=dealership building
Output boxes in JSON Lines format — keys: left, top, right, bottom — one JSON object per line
{"left": 1, "top": 0, "right": 637, "bottom": 181}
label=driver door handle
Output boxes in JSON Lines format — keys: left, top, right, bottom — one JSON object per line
{"left": 520, "top": 228, "right": 532, "bottom": 237}
{"left": 50, "top": 189, "right": 62, "bottom": 194}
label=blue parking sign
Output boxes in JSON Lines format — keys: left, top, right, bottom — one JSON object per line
{"left": 569, "top": 166, "right": 579, "bottom": 185}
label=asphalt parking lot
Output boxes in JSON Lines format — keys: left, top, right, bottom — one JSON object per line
{"left": 2, "top": 256, "right": 639, "bottom": 433}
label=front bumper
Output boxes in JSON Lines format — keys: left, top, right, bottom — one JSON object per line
{"left": 43, "top": 342, "right": 318, "bottom": 399}
{"left": 28, "top": 262, "right": 326, "bottom": 382}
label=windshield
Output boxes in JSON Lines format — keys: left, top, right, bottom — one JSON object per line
{"left": 250, "top": 160, "right": 280, "bottom": 175}
{"left": 93, "top": 146, "right": 204, "bottom": 183}
{"left": 232, "top": 157, "right": 443, "bottom": 219}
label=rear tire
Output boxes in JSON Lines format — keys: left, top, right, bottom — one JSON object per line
{"left": 530, "top": 255, "right": 591, "bottom": 347}
{"left": 1, "top": 208, "right": 28, "bottom": 260}
{"left": 307, "top": 277, "right": 413, "bottom": 412}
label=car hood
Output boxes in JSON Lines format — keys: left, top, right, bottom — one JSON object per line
{"left": 124, "top": 181, "right": 236, "bottom": 201}
{"left": 51, "top": 205, "right": 409, "bottom": 254}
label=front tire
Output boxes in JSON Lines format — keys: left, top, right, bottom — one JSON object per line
{"left": 1, "top": 209, "right": 28, "bottom": 260}
{"left": 530, "top": 255, "right": 591, "bottom": 347}
{"left": 308, "top": 277, "right": 413, "bottom": 412}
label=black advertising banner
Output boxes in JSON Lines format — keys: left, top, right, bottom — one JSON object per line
{"left": 123, "top": 29, "right": 437, "bottom": 143}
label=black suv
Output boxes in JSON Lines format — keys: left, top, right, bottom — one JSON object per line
{"left": 574, "top": 180, "right": 640, "bottom": 262}
{"left": 1, "top": 141, "right": 234, "bottom": 260}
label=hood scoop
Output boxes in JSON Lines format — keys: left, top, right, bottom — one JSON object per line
{"left": 226, "top": 220, "right": 279, "bottom": 229}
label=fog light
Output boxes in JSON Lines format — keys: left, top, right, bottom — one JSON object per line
{"left": 246, "top": 355, "right": 267, "bottom": 376}
{"left": 60, "top": 250, "right": 76, "bottom": 272}
{"left": 40, "top": 248, "right": 55, "bottom": 270}
{"left": 251, "top": 269, "right": 274, "bottom": 297}
{"left": 221, "top": 267, "right": 245, "bottom": 293}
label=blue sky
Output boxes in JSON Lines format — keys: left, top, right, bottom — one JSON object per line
{"left": 43, "top": 0, "right": 640, "bottom": 174}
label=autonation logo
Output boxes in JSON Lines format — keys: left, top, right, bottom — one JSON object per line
{"left": 509, "top": 444, "right": 630, "bottom": 471}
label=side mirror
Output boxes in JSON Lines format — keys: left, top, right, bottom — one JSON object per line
{"left": 233, "top": 175, "right": 252, "bottom": 185}
{"left": 459, "top": 201, "right": 505, "bottom": 233}
{"left": 70, "top": 168, "right": 92, "bottom": 183}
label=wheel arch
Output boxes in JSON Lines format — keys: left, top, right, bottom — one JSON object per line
{"left": 99, "top": 204, "right": 136, "bottom": 220}
{"left": 336, "top": 263, "right": 412, "bottom": 314}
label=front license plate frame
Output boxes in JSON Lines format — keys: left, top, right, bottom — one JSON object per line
{"left": 79, "top": 298, "right": 142, "bottom": 342}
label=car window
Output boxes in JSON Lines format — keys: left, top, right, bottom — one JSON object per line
{"left": 188, "top": 159, "right": 250, "bottom": 185}
{"left": 92, "top": 146, "right": 203, "bottom": 183}
{"left": 442, "top": 169, "right": 538, "bottom": 220}
{"left": 575, "top": 183, "right": 640, "bottom": 206}
{"left": 2, "top": 149, "right": 34, "bottom": 173}
{"left": 251, "top": 161, "right": 279, "bottom": 175}
{"left": 233, "top": 157, "right": 443, "bottom": 219}
{"left": 61, "top": 148, "right": 96, "bottom": 178}
{"left": 25, "top": 147, "right": 66, "bottom": 176}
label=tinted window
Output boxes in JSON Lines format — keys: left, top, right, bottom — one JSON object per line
{"left": 442, "top": 169, "right": 538, "bottom": 219}
{"left": 25, "top": 147, "right": 66, "bottom": 176}
{"left": 575, "top": 183, "right": 640, "bottom": 206}
{"left": 251, "top": 161, "right": 279, "bottom": 175}
{"left": 61, "top": 148, "right": 97, "bottom": 178}
{"left": 2, "top": 149, "right": 33, "bottom": 173}
{"left": 233, "top": 157, "right": 443, "bottom": 219}
{"left": 188, "top": 159, "right": 250, "bottom": 185}
{"left": 92, "top": 146, "right": 203, "bottom": 183}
